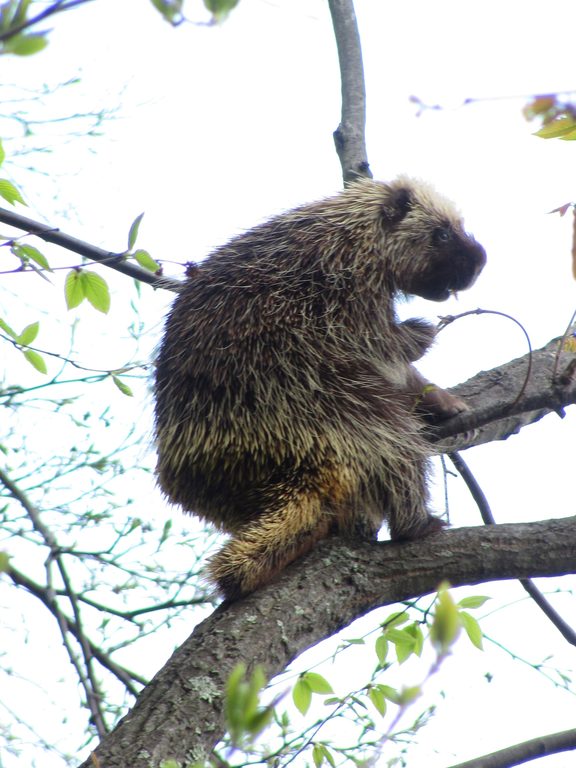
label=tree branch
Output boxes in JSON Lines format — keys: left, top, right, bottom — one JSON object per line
{"left": 0, "top": 0, "right": 96, "bottom": 44}
{"left": 449, "top": 451, "right": 576, "bottom": 646}
{"left": 78, "top": 516, "right": 576, "bottom": 768}
{"left": 0, "top": 205, "right": 181, "bottom": 291}
{"left": 328, "top": 0, "right": 371, "bottom": 183}
{"left": 6, "top": 564, "right": 147, "bottom": 695}
{"left": 429, "top": 333, "right": 576, "bottom": 450}
{"left": 446, "top": 726, "right": 576, "bottom": 768}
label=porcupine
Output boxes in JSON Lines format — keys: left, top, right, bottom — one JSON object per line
{"left": 154, "top": 177, "right": 486, "bottom": 600}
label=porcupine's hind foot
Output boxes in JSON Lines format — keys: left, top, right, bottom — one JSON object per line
{"left": 207, "top": 494, "right": 332, "bottom": 601}
{"left": 383, "top": 447, "right": 447, "bottom": 543}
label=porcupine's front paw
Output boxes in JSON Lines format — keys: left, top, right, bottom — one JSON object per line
{"left": 391, "top": 511, "right": 447, "bottom": 542}
{"left": 419, "top": 385, "right": 469, "bottom": 421}
{"left": 417, "top": 384, "right": 477, "bottom": 443}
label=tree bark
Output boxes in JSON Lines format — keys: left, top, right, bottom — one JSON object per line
{"left": 433, "top": 332, "right": 576, "bottom": 449}
{"left": 328, "top": 0, "right": 371, "bottom": 183}
{"left": 78, "top": 515, "right": 576, "bottom": 768}
{"left": 447, "top": 726, "right": 576, "bottom": 768}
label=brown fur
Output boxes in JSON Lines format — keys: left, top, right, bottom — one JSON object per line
{"left": 154, "top": 177, "right": 486, "bottom": 600}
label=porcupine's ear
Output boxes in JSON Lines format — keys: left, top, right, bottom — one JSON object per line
{"left": 381, "top": 185, "right": 412, "bottom": 226}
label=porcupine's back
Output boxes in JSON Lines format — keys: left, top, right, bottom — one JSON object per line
{"left": 153, "top": 179, "right": 429, "bottom": 528}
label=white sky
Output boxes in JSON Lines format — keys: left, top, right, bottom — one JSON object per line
{"left": 1, "top": 0, "right": 576, "bottom": 766}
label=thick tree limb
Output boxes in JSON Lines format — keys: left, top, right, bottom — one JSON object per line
{"left": 328, "top": 0, "right": 371, "bottom": 183}
{"left": 0, "top": 205, "right": 181, "bottom": 291}
{"left": 447, "top": 726, "right": 576, "bottom": 768}
{"left": 78, "top": 516, "right": 576, "bottom": 768}
{"left": 429, "top": 333, "right": 576, "bottom": 450}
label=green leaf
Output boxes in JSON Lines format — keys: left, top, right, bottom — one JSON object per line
{"left": 23, "top": 349, "right": 47, "bottom": 374}
{"left": 0, "top": 138, "right": 5, "bottom": 167}
{"left": 397, "top": 685, "right": 421, "bottom": 706}
{"left": 204, "top": 0, "right": 240, "bottom": 22}
{"left": 244, "top": 664, "right": 265, "bottom": 721}
{"left": 149, "top": 0, "right": 184, "bottom": 24}
{"left": 430, "top": 583, "right": 461, "bottom": 655}
{"left": 375, "top": 635, "right": 388, "bottom": 665}
{"left": 312, "top": 743, "right": 324, "bottom": 768}
{"left": 302, "top": 672, "right": 333, "bottom": 695}
{"left": 4, "top": 32, "right": 48, "bottom": 56}
{"left": 81, "top": 271, "right": 111, "bottom": 314}
{"left": 458, "top": 595, "right": 490, "bottom": 610}
{"left": 12, "top": 243, "right": 51, "bottom": 271}
{"left": 560, "top": 128, "right": 576, "bottom": 141}
{"left": 323, "top": 746, "right": 336, "bottom": 768}
{"left": 0, "top": 317, "right": 17, "bottom": 338}
{"left": 15, "top": 321, "right": 39, "bottom": 346}
{"left": 380, "top": 685, "right": 400, "bottom": 704}
{"left": 292, "top": 677, "right": 312, "bottom": 715}
{"left": 112, "top": 375, "right": 133, "bottom": 397}
{"left": 0, "top": 178, "right": 25, "bottom": 206}
{"left": 89, "top": 458, "right": 108, "bottom": 473}
{"left": 368, "top": 685, "right": 387, "bottom": 717}
{"left": 128, "top": 212, "right": 144, "bottom": 250}
{"left": 534, "top": 117, "right": 576, "bottom": 138}
{"left": 460, "top": 611, "right": 484, "bottom": 650}
{"left": 405, "top": 622, "right": 424, "bottom": 657}
{"left": 13, "top": 0, "right": 32, "bottom": 26}
{"left": 312, "top": 743, "right": 335, "bottom": 768}
{"left": 0, "top": 550, "right": 10, "bottom": 572}
{"left": 381, "top": 611, "right": 409, "bottom": 629}
{"left": 246, "top": 705, "right": 274, "bottom": 739}
{"left": 224, "top": 663, "right": 270, "bottom": 747}
{"left": 133, "top": 248, "right": 160, "bottom": 272}
{"left": 65, "top": 270, "right": 85, "bottom": 309}
{"left": 385, "top": 627, "right": 416, "bottom": 664}
{"left": 225, "top": 662, "right": 246, "bottom": 741}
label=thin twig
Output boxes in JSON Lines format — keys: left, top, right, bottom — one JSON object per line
{"left": 0, "top": 463, "right": 113, "bottom": 738}
{"left": 6, "top": 565, "right": 147, "bottom": 693}
{"left": 0, "top": 0, "right": 96, "bottom": 43}
{"left": 0, "top": 205, "right": 181, "bottom": 291}
{"left": 448, "top": 451, "right": 576, "bottom": 646}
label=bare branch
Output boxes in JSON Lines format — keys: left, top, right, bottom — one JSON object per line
{"left": 0, "top": 0, "right": 96, "bottom": 44}
{"left": 0, "top": 205, "right": 181, "bottom": 291}
{"left": 7, "top": 565, "right": 147, "bottom": 695}
{"left": 0, "top": 466, "right": 146, "bottom": 722}
{"left": 446, "top": 726, "right": 576, "bottom": 768}
{"left": 78, "top": 516, "right": 576, "bottom": 768}
{"left": 328, "top": 0, "right": 371, "bottom": 183}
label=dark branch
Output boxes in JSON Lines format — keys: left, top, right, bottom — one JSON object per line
{"left": 78, "top": 516, "right": 576, "bottom": 768}
{"left": 328, "top": 0, "right": 371, "bottom": 183}
{"left": 446, "top": 726, "right": 576, "bottom": 768}
{"left": 449, "top": 451, "right": 576, "bottom": 646}
{"left": 0, "top": 205, "right": 182, "bottom": 291}
{"left": 0, "top": 0, "right": 96, "bottom": 44}
{"left": 7, "top": 565, "right": 147, "bottom": 694}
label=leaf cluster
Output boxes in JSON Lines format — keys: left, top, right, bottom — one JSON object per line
{"left": 0, "top": 0, "right": 49, "bottom": 56}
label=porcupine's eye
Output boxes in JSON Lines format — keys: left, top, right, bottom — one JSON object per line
{"left": 433, "top": 227, "right": 452, "bottom": 245}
